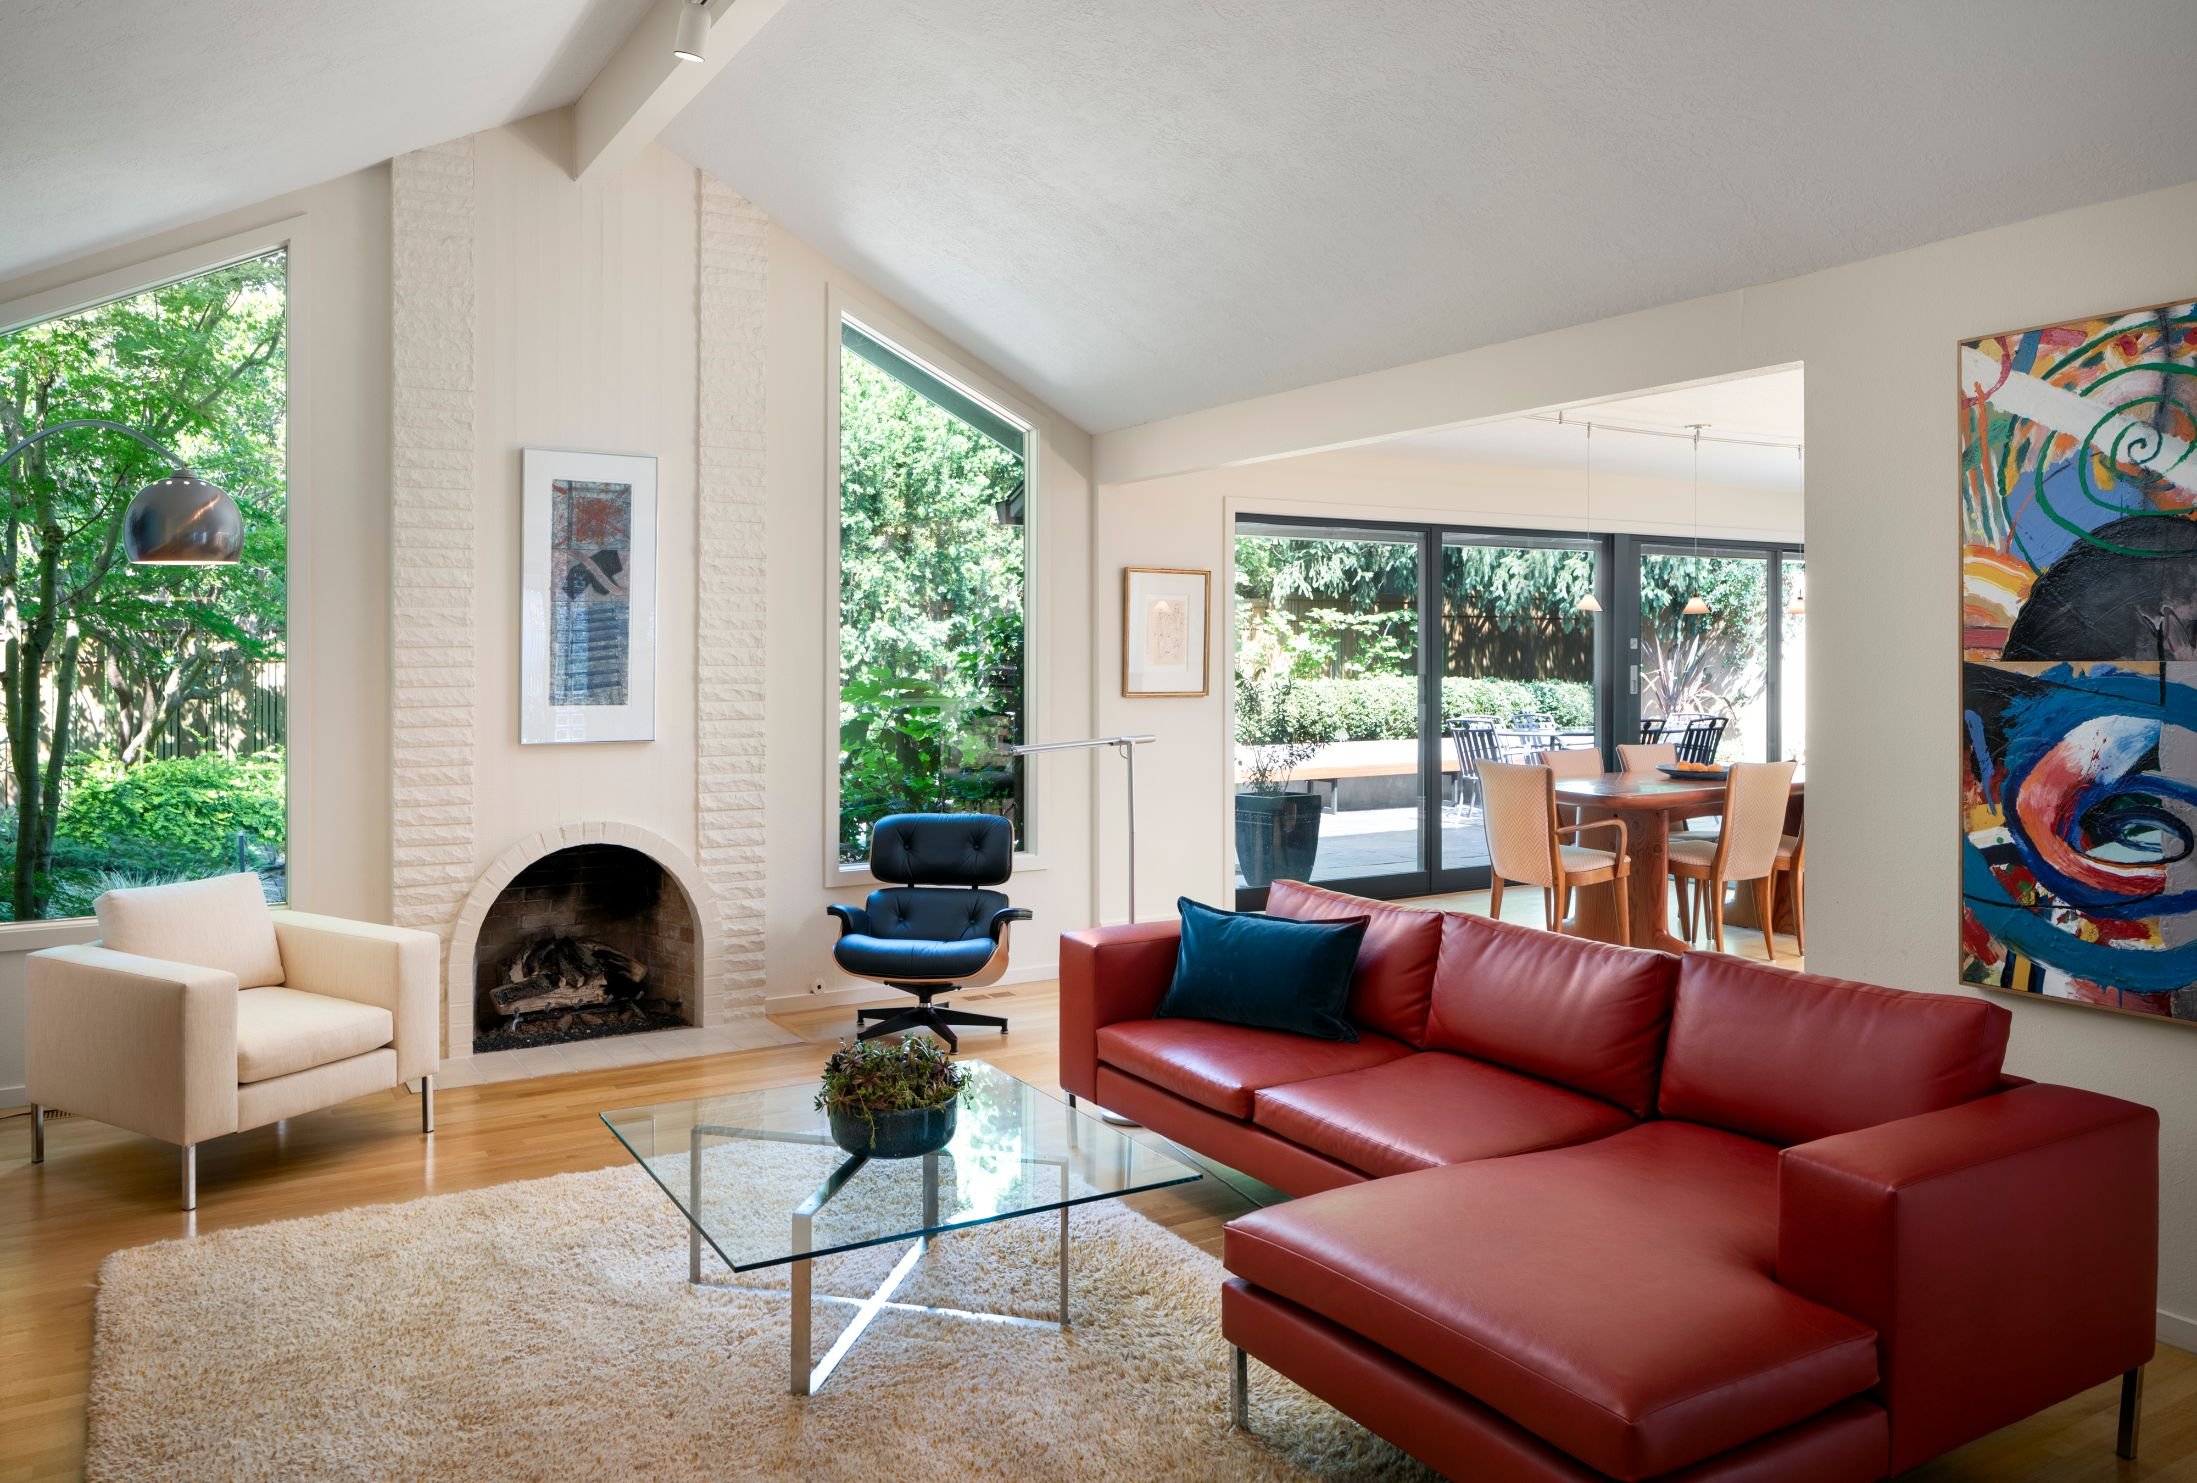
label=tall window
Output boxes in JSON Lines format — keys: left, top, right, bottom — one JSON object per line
{"left": 834, "top": 317, "right": 1029, "bottom": 867}
{"left": 0, "top": 252, "right": 287, "bottom": 920}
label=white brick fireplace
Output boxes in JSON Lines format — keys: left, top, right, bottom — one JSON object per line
{"left": 387, "top": 137, "right": 776, "bottom": 1073}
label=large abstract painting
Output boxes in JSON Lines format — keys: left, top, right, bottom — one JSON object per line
{"left": 520, "top": 449, "right": 657, "bottom": 744}
{"left": 1960, "top": 297, "right": 2197, "bottom": 1026}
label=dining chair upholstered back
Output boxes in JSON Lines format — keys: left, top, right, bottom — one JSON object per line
{"left": 1716, "top": 760, "right": 1798, "bottom": 881}
{"left": 1478, "top": 760, "right": 1561, "bottom": 888}
{"left": 1617, "top": 742, "right": 1678, "bottom": 772}
{"left": 1535, "top": 748, "right": 1604, "bottom": 779}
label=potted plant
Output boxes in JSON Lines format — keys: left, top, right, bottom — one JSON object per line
{"left": 1235, "top": 678, "right": 1332, "bottom": 889}
{"left": 814, "top": 1036, "right": 969, "bottom": 1159}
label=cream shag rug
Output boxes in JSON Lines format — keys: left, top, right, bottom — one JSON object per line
{"left": 88, "top": 1150, "right": 1432, "bottom": 1481}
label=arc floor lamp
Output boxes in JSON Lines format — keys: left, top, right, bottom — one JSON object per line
{"left": 0, "top": 418, "right": 243, "bottom": 564}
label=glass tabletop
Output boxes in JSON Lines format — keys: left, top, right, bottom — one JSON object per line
{"left": 600, "top": 1059, "right": 1202, "bottom": 1272}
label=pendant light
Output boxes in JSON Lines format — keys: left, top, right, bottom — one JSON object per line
{"left": 1571, "top": 412, "right": 1602, "bottom": 612}
{"left": 1681, "top": 424, "right": 1709, "bottom": 615}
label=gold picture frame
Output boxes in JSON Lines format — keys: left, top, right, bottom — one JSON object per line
{"left": 1122, "top": 567, "right": 1211, "bottom": 697}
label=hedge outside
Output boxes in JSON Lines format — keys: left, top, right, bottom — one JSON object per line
{"left": 1237, "top": 677, "right": 1593, "bottom": 742}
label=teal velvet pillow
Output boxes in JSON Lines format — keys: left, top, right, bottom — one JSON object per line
{"left": 1156, "top": 896, "right": 1368, "bottom": 1042}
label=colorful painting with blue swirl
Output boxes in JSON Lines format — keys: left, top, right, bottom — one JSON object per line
{"left": 1961, "top": 297, "right": 2197, "bottom": 1026}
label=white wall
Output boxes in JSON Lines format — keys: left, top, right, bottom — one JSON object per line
{"left": 467, "top": 117, "right": 705, "bottom": 870}
{"left": 0, "top": 168, "right": 394, "bottom": 1103}
{"left": 1088, "top": 177, "right": 2197, "bottom": 1345}
{"left": 762, "top": 228, "right": 1096, "bottom": 1010}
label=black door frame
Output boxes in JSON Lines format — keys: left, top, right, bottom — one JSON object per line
{"left": 1233, "top": 515, "right": 1610, "bottom": 906}
{"left": 1618, "top": 535, "right": 1806, "bottom": 765}
{"left": 1232, "top": 515, "right": 1801, "bottom": 908}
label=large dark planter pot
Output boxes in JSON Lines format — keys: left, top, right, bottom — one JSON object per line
{"left": 828, "top": 1098, "right": 959, "bottom": 1160}
{"left": 1235, "top": 790, "right": 1324, "bottom": 889}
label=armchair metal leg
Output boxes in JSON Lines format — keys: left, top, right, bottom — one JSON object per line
{"left": 1229, "top": 1345, "right": 1249, "bottom": 1431}
{"left": 422, "top": 1075, "right": 436, "bottom": 1135}
{"left": 2118, "top": 1365, "right": 2144, "bottom": 1461}
{"left": 181, "top": 1144, "right": 197, "bottom": 1211}
{"left": 30, "top": 1104, "right": 43, "bottom": 1163}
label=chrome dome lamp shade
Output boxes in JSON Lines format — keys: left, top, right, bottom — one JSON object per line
{"left": 0, "top": 420, "right": 244, "bottom": 566}
{"left": 123, "top": 469, "right": 244, "bottom": 564}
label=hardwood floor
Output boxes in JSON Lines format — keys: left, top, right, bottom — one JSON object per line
{"left": 2, "top": 979, "right": 2187, "bottom": 1481}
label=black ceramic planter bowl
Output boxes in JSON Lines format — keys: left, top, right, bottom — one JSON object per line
{"left": 827, "top": 1099, "right": 959, "bottom": 1159}
{"left": 1235, "top": 790, "right": 1324, "bottom": 888}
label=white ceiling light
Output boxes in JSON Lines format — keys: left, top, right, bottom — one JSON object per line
{"left": 673, "top": 0, "right": 711, "bottom": 63}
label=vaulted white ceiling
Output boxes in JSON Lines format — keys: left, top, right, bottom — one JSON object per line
{"left": 669, "top": 0, "right": 2197, "bottom": 431}
{"left": 0, "top": 0, "right": 651, "bottom": 284}
{"left": 7, "top": 2, "right": 2197, "bottom": 438}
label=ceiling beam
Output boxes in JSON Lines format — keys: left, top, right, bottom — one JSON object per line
{"left": 572, "top": 0, "right": 784, "bottom": 181}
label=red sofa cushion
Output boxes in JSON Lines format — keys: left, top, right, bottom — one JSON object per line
{"left": 1252, "top": 1051, "right": 1635, "bottom": 1179}
{"left": 1093, "top": 1018, "right": 1411, "bottom": 1119}
{"left": 1422, "top": 911, "right": 1676, "bottom": 1117}
{"left": 1267, "top": 879, "right": 1443, "bottom": 1046}
{"left": 1659, "top": 954, "right": 2012, "bottom": 1145}
{"left": 1226, "top": 1121, "right": 1878, "bottom": 1480}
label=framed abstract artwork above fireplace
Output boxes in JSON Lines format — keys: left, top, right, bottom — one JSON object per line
{"left": 1958, "top": 293, "right": 2197, "bottom": 1028}
{"left": 520, "top": 447, "right": 658, "bottom": 744}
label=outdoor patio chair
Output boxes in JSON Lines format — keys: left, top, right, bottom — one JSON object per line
{"left": 1447, "top": 715, "right": 1501, "bottom": 816}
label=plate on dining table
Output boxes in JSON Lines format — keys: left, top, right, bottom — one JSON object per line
{"left": 1657, "top": 764, "right": 1729, "bottom": 781}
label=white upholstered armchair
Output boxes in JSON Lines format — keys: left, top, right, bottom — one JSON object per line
{"left": 26, "top": 872, "right": 441, "bottom": 1209}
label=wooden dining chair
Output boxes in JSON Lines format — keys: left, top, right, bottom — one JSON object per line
{"left": 1775, "top": 813, "right": 1805, "bottom": 953}
{"left": 1617, "top": 742, "right": 1677, "bottom": 772}
{"left": 1478, "top": 760, "right": 1631, "bottom": 942}
{"left": 1666, "top": 759, "right": 1797, "bottom": 959}
{"left": 1535, "top": 746, "right": 1600, "bottom": 826}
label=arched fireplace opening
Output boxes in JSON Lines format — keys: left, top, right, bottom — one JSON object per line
{"left": 471, "top": 843, "right": 698, "bottom": 1053}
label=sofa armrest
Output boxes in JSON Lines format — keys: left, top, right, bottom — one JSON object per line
{"left": 1778, "top": 1083, "right": 2157, "bottom": 1472}
{"left": 273, "top": 912, "right": 442, "bottom": 1082}
{"left": 1058, "top": 919, "right": 1182, "bottom": 1101}
{"left": 26, "top": 943, "right": 240, "bottom": 1146}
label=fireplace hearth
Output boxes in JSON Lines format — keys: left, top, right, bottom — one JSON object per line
{"left": 471, "top": 843, "right": 698, "bottom": 1053}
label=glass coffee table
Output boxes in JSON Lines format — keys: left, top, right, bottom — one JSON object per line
{"left": 601, "top": 1060, "right": 1201, "bottom": 1395}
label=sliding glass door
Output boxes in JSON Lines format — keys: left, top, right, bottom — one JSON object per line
{"left": 1232, "top": 518, "right": 1799, "bottom": 906}
{"left": 1439, "top": 535, "right": 1602, "bottom": 875}
{"left": 1623, "top": 539, "right": 1803, "bottom": 763}
{"left": 1234, "top": 522, "right": 1425, "bottom": 900}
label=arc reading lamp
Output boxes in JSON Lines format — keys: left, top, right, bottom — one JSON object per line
{"left": 1010, "top": 733, "right": 1157, "bottom": 922}
{"left": 1012, "top": 733, "right": 1157, "bottom": 1129}
{"left": 0, "top": 418, "right": 242, "bottom": 564}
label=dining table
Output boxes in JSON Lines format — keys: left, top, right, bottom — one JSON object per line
{"left": 1551, "top": 769, "right": 1805, "bottom": 954}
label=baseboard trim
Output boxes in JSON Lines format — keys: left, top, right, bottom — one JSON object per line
{"left": 2159, "top": 1306, "right": 2197, "bottom": 1354}
{"left": 0, "top": 1084, "right": 25, "bottom": 1110}
{"left": 765, "top": 961, "right": 1058, "bottom": 1018}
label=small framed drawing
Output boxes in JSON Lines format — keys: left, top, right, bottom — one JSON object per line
{"left": 1122, "top": 567, "right": 1211, "bottom": 697}
{"left": 520, "top": 448, "right": 658, "bottom": 744}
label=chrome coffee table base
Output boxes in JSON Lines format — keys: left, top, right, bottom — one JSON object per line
{"left": 688, "top": 1123, "right": 1070, "bottom": 1396}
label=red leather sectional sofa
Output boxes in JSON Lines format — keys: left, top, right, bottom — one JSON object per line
{"left": 1058, "top": 880, "right": 2159, "bottom": 1482}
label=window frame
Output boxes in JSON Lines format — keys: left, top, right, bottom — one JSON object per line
{"left": 820, "top": 288, "right": 1043, "bottom": 889}
{"left": 0, "top": 220, "right": 301, "bottom": 933}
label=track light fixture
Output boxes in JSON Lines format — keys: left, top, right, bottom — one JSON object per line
{"left": 673, "top": 0, "right": 711, "bottom": 63}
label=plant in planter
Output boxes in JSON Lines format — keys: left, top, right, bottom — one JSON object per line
{"left": 814, "top": 1036, "right": 970, "bottom": 1159}
{"left": 1235, "top": 679, "right": 1334, "bottom": 889}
